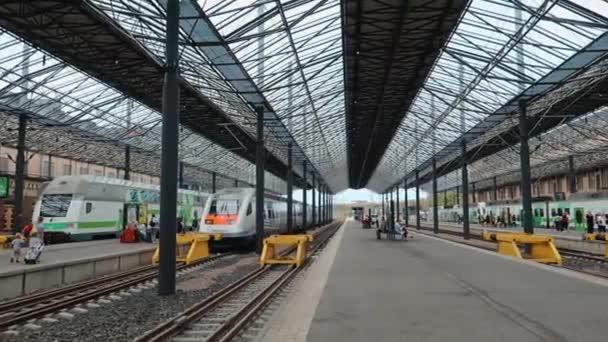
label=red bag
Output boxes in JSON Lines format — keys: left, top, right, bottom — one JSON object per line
{"left": 120, "top": 227, "right": 138, "bottom": 243}
{"left": 22, "top": 224, "right": 33, "bottom": 238}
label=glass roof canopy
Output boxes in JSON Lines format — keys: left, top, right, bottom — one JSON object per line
{"left": 0, "top": 30, "right": 287, "bottom": 193}
{"left": 92, "top": 0, "right": 348, "bottom": 192}
{"left": 2, "top": 0, "right": 608, "bottom": 195}
{"left": 423, "top": 106, "right": 608, "bottom": 194}
{"left": 367, "top": 0, "right": 608, "bottom": 193}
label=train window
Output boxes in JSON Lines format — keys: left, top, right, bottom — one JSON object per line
{"left": 86, "top": 202, "right": 93, "bottom": 214}
{"left": 40, "top": 194, "right": 72, "bottom": 218}
{"left": 565, "top": 208, "right": 570, "bottom": 215}
{"left": 246, "top": 203, "right": 252, "bottom": 216}
{"left": 539, "top": 209, "right": 544, "bottom": 217}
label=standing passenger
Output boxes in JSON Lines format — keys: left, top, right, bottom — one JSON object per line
{"left": 596, "top": 213, "right": 606, "bottom": 234}
{"left": 561, "top": 213, "right": 569, "bottom": 232}
{"left": 586, "top": 211, "right": 594, "bottom": 234}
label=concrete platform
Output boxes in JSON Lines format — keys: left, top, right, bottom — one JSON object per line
{"left": 419, "top": 221, "right": 605, "bottom": 254}
{"left": 273, "top": 219, "right": 608, "bottom": 342}
{"left": 0, "top": 239, "right": 156, "bottom": 299}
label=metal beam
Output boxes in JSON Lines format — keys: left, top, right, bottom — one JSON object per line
{"left": 415, "top": 170, "right": 420, "bottom": 230}
{"left": 13, "top": 113, "right": 26, "bottom": 234}
{"left": 519, "top": 99, "right": 534, "bottom": 235}
{"left": 303, "top": 161, "right": 307, "bottom": 230}
{"left": 462, "top": 139, "right": 470, "bottom": 240}
{"left": 256, "top": 105, "right": 265, "bottom": 253}
{"left": 124, "top": 145, "right": 131, "bottom": 181}
{"left": 433, "top": 158, "right": 438, "bottom": 234}
{"left": 158, "top": 0, "right": 179, "bottom": 296}
{"left": 287, "top": 143, "right": 293, "bottom": 233}
{"left": 312, "top": 173, "right": 316, "bottom": 227}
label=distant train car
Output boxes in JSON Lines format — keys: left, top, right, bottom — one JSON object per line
{"left": 199, "top": 187, "right": 312, "bottom": 249}
{"left": 32, "top": 176, "right": 209, "bottom": 242}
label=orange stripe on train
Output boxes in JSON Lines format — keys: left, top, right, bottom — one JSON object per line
{"left": 204, "top": 215, "right": 238, "bottom": 225}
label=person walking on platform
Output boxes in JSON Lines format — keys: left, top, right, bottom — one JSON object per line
{"left": 586, "top": 211, "right": 595, "bottom": 234}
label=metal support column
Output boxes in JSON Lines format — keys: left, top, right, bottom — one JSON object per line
{"left": 234, "top": 179, "right": 238, "bottom": 187}
{"left": 312, "top": 173, "right": 316, "bottom": 227}
{"left": 472, "top": 182, "right": 476, "bottom": 204}
{"left": 286, "top": 143, "right": 293, "bottom": 233}
{"left": 568, "top": 155, "right": 576, "bottom": 194}
{"left": 158, "top": 0, "right": 180, "bottom": 296}
{"left": 178, "top": 161, "right": 184, "bottom": 188}
{"left": 124, "top": 145, "right": 131, "bottom": 181}
{"left": 47, "top": 155, "right": 53, "bottom": 179}
{"left": 255, "top": 106, "right": 265, "bottom": 253}
{"left": 519, "top": 100, "right": 534, "bottom": 235}
{"left": 389, "top": 198, "right": 395, "bottom": 232}
{"left": 462, "top": 139, "right": 470, "bottom": 240}
{"left": 493, "top": 176, "right": 497, "bottom": 201}
{"left": 13, "top": 113, "right": 27, "bottom": 234}
{"left": 381, "top": 193, "right": 385, "bottom": 219}
{"left": 212, "top": 172, "right": 216, "bottom": 194}
{"left": 389, "top": 188, "right": 394, "bottom": 226}
{"left": 317, "top": 184, "right": 322, "bottom": 226}
{"left": 404, "top": 180, "right": 409, "bottom": 227}
{"left": 432, "top": 158, "right": 438, "bottom": 234}
{"left": 302, "top": 162, "right": 307, "bottom": 231}
{"left": 396, "top": 185, "right": 400, "bottom": 222}
{"left": 415, "top": 171, "right": 420, "bottom": 230}
{"left": 443, "top": 190, "right": 447, "bottom": 207}
{"left": 456, "top": 186, "right": 460, "bottom": 205}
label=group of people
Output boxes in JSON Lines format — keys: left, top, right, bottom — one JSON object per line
{"left": 584, "top": 211, "right": 607, "bottom": 234}
{"left": 10, "top": 217, "right": 45, "bottom": 263}
{"left": 122, "top": 214, "right": 200, "bottom": 243}
{"left": 479, "top": 214, "right": 518, "bottom": 228}
{"left": 371, "top": 215, "right": 408, "bottom": 240}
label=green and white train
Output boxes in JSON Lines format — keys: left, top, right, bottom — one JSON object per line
{"left": 32, "top": 176, "right": 209, "bottom": 242}
{"left": 435, "top": 192, "right": 608, "bottom": 231}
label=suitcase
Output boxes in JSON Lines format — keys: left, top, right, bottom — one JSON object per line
{"left": 24, "top": 241, "right": 44, "bottom": 264}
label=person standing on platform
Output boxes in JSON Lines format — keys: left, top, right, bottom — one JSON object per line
{"left": 586, "top": 211, "right": 594, "bottom": 234}
{"left": 560, "top": 213, "right": 569, "bottom": 232}
{"left": 596, "top": 213, "right": 606, "bottom": 233}
{"left": 148, "top": 214, "right": 158, "bottom": 243}
{"left": 34, "top": 216, "right": 45, "bottom": 245}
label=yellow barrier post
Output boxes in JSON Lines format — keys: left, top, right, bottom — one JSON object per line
{"left": 152, "top": 233, "right": 222, "bottom": 265}
{"left": 482, "top": 231, "right": 561, "bottom": 264}
{"left": 0, "top": 235, "right": 15, "bottom": 249}
{"left": 260, "top": 234, "right": 314, "bottom": 267}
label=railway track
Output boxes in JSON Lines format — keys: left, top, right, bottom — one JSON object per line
{"left": 0, "top": 253, "right": 232, "bottom": 331}
{"left": 135, "top": 221, "right": 342, "bottom": 342}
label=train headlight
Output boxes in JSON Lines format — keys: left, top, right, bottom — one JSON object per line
{"left": 205, "top": 219, "right": 213, "bottom": 225}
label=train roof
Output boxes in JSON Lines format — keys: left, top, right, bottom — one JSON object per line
{"left": 44, "top": 175, "right": 209, "bottom": 196}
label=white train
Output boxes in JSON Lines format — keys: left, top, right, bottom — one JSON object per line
{"left": 199, "top": 188, "right": 314, "bottom": 249}
{"left": 33, "top": 176, "right": 209, "bottom": 242}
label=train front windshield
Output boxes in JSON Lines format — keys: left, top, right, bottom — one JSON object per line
{"left": 207, "top": 198, "right": 240, "bottom": 225}
{"left": 40, "top": 194, "right": 72, "bottom": 217}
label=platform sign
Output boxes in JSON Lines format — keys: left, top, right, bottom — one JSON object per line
{"left": 0, "top": 176, "right": 8, "bottom": 198}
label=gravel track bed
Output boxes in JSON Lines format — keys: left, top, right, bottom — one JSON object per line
{"left": 1, "top": 253, "right": 260, "bottom": 342}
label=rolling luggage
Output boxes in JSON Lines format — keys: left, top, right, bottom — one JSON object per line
{"left": 24, "top": 240, "right": 44, "bottom": 264}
